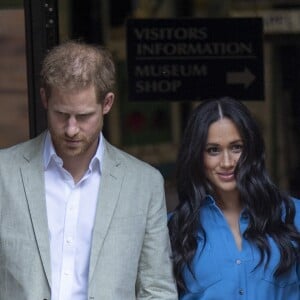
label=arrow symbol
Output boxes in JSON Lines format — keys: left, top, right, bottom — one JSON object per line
{"left": 226, "top": 68, "right": 256, "bottom": 88}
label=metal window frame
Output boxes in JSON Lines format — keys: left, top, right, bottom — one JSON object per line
{"left": 23, "top": 0, "right": 59, "bottom": 137}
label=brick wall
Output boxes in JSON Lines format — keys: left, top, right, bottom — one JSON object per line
{"left": 0, "top": 9, "right": 29, "bottom": 148}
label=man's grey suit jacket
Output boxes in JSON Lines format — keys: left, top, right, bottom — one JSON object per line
{"left": 0, "top": 132, "right": 178, "bottom": 300}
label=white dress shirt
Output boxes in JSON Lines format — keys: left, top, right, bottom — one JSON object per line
{"left": 43, "top": 131, "right": 103, "bottom": 300}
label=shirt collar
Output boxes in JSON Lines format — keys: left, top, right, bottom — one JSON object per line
{"left": 43, "top": 130, "right": 104, "bottom": 173}
{"left": 204, "top": 194, "right": 216, "bottom": 206}
{"left": 204, "top": 194, "right": 249, "bottom": 219}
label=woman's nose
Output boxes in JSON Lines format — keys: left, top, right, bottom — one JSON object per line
{"left": 220, "top": 150, "right": 234, "bottom": 168}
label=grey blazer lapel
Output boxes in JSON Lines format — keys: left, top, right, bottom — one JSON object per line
{"left": 89, "top": 139, "right": 125, "bottom": 282}
{"left": 20, "top": 133, "right": 52, "bottom": 286}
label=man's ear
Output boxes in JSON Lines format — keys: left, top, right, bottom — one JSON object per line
{"left": 40, "top": 88, "right": 48, "bottom": 109}
{"left": 102, "top": 92, "right": 115, "bottom": 115}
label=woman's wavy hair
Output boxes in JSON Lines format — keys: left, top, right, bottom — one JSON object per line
{"left": 168, "top": 97, "right": 300, "bottom": 291}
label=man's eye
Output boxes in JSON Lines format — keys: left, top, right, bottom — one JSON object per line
{"left": 56, "top": 112, "right": 68, "bottom": 119}
{"left": 77, "top": 114, "right": 91, "bottom": 121}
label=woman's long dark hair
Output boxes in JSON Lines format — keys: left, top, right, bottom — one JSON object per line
{"left": 168, "top": 97, "right": 300, "bottom": 291}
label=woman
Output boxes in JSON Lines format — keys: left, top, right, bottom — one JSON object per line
{"left": 168, "top": 97, "right": 300, "bottom": 299}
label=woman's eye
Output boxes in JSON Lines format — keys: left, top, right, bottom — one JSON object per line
{"left": 232, "top": 144, "right": 243, "bottom": 153}
{"left": 206, "top": 146, "right": 220, "bottom": 155}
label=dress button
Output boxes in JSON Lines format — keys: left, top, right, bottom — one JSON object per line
{"left": 236, "top": 259, "right": 242, "bottom": 265}
{"left": 239, "top": 288, "right": 244, "bottom": 295}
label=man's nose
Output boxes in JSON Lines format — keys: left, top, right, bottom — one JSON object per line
{"left": 65, "top": 116, "right": 79, "bottom": 137}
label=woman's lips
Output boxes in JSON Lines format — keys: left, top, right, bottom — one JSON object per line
{"left": 217, "top": 172, "right": 235, "bottom": 181}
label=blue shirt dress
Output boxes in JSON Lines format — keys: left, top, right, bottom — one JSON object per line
{"left": 180, "top": 196, "right": 300, "bottom": 300}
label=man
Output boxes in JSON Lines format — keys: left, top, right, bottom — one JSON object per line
{"left": 0, "top": 40, "right": 178, "bottom": 299}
